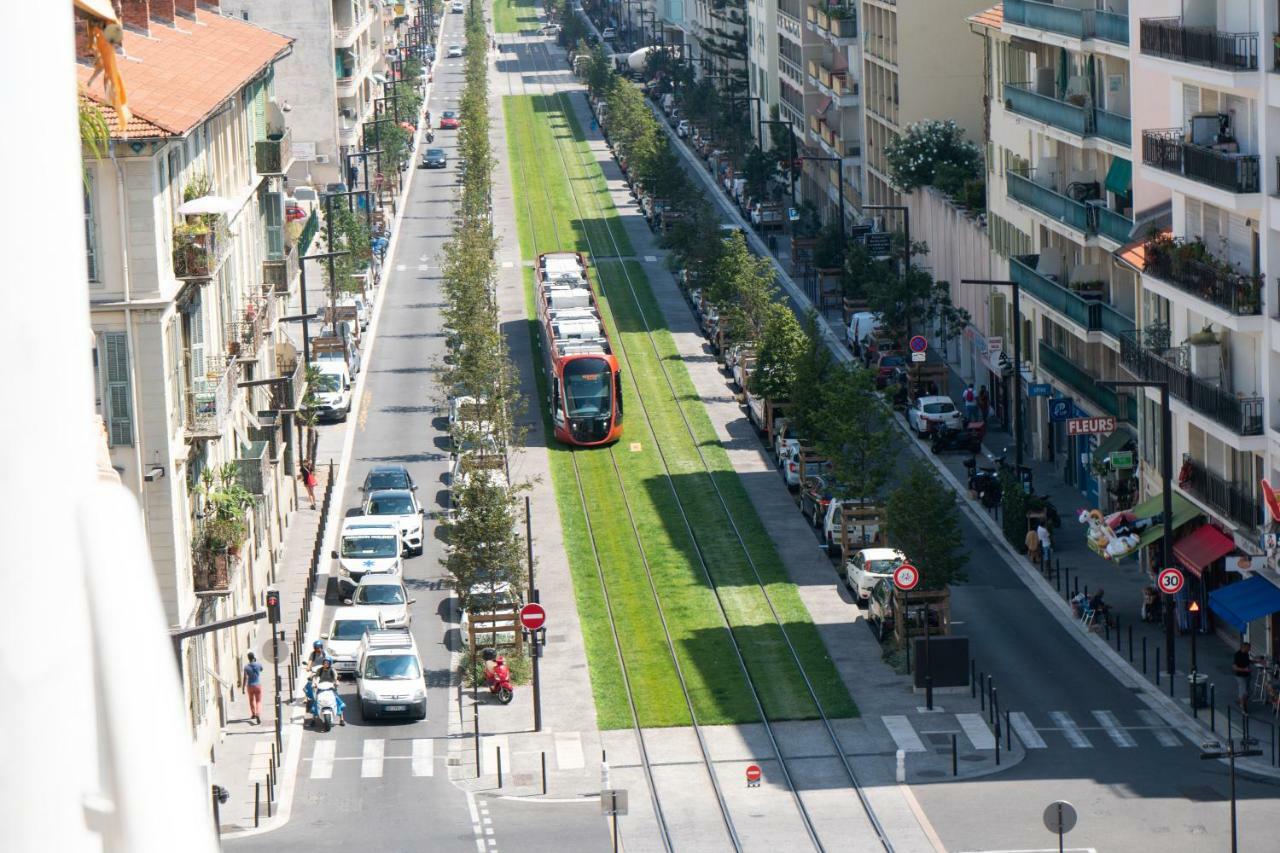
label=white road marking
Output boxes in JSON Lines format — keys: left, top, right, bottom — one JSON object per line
{"left": 955, "top": 713, "right": 996, "bottom": 750}
{"left": 465, "top": 789, "right": 485, "bottom": 853}
{"left": 484, "top": 734, "right": 511, "bottom": 774}
{"left": 882, "top": 715, "right": 927, "bottom": 752}
{"left": 1009, "top": 712, "right": 1047, "bottom": 749}
{"left": 643, "top": 254, "right": 657, "bottom": 262}
{"left": 418, "top": 264, "right": 431, "bottom": 271}
{"left": 501, "top": 261, "right": 514, "bottom": 268}
{"left": 1137, "top": 710, "right": 1183, "bottom": 746}
{"left": 554, "top": 731, "right": 584, "bottom": 769}
{"left": 412, "top": 738, "right": 434, "bottom": 776}
{"left": 1049, "top": 711, "right": 1093, "bottom": 748}
{"left": 361, "top": 738, "right": 385, "bottom": 777}
{"left": 310, "top": 739, "right": 336, "bottom": 779}
{"left": 1092, "top": 710, "right": 1137, "bottom": 748}
{"left": 396, "top": 264, "right": 407, "bottom": 271}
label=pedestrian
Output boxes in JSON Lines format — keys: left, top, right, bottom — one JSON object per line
{"left": 977, "top": 385, "right": 991, "bottom": 422}
{"left": 1024, "top": 524, "right": 1041, "bottom": 565}
{"left": 1233, "top": 641, "right": 1254, "bottom": 713}
{"left": 962, "top": 383, "right": 978, "bottom": 422}
{"left": 590, "top": 116, "right": 598, "bottom": 132}
{"left": 1036, "top": 520, "right": 1052, "bottom": 568}
{"left": 300, "top": 459, "right": 318, "bottom": 510}
{"left": 240, "top": 652, "right": 263, "bottom": 726}
{"left": 347, "top": 163, "right": 359, "bottom": 189}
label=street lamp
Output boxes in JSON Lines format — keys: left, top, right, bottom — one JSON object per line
{"left": 1099, "top": 379, "right": 1174, "bottom": 689}
{"left": 759, "top": 118, "right": 798, "bottom": 205}
{"left": 962, "top": 277, "right": 1025, "bottom": 475}
{"left": 802, "top": 154, "right": 846, "bottom": 237}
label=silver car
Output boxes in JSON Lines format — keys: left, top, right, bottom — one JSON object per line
{"left": 345, "top": 575, "right": 415, "bottom": 628}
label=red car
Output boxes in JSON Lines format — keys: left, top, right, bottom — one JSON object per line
{"left": 285, "top": 202, "right": 307, "bottom": 223}
{"left": 439, "top": 111, "right": 459, "bottom": 129}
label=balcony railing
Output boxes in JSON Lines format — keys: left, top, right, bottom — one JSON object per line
{"left": 1038, "top": 341, "right": 1136, "bottom": 423}
{"left": 1093, "top": 109, "right": 1131, "bottom": 147}
{"left": 264, "top": 244, "right": 300, "bottom": 295}
{"left": 1140, "top": 17, "right": 1258, "bottom": 71}
{"left": 1141, "top": 128, "right": 1260, "bottom": 193}
{"left": 1119, "top": 331, "right": 1264, "bottom": 436}
{"left": 1003, "top": 83, "right": 1131, "bottom": 147}
{"left": 1003, "top": 0, "right": 1129, "bottom": 45}
{"left": 235, "top": 440, "right": 272, "bottom": 496}
{"left": 226, "top": 295, "right": 274, "bottom": 359}
{"left": 172, "top": 221, "right": 227, "bottom": 280}
{"left": 270, "top": 354, "right": 305, "bottom": 413}
{"left": 184, "top": 360, "right": 239, "bottom": 441}
{"left": 1182, "top": 457, "right": 1264, "bottom": 530}
{"left": 1142, "top": 237, "right": 1263, "bottom": 315}
{"left": 828, "top": 14, "right": 856, "bottom": 38}
{"left": 1095, "top": 206, "right": 1134, "bottom": 244}
{"left": 1007, "top": 171, "right": 1091, "bottom": 231}
{"left": 255, "top": 127, "right": 293, "bottom": 175}
{"left": 1011, "top": 254, "right": 1133, "bottom": 339}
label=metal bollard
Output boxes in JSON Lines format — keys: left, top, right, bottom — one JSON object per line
{"left": 1006, "top": 709, "right": 1012, "bottom": 751}
{"left": 989, "top": 682, "right": 996, "bottom": 726}
{"left": 970, "top": 660, "right": 977, "bottom": 698}
{"left": 542, "top": 752, "right": 548, "bottom": 795}
{"left": 1073, "top": 576, "right": 1079, "bottom": 597}
{"left": 1128, "top": 625, "right": 1134, "bottom": 662}
{"left": 1143, "top": 637, "right": 1148, "bottom": 673}
{"left": 979, "top": 670, "right": 985, "bottom": 708}
{"left": 1105, "top": 616, "right": 1110, "bottom": 643}
{"left": 1210, "top": 683, "right": 1216, "bottom": 732}
{"left": 266, "top": 773, "right": 274, "bottom": 817}
{"left": 497, "top": 746, "right": 503, "bottom": 788}
{"left": 1227, "top": 703, "right": 1233, "bottom": 740}
{"left": 951, "top": 733, "right": 958, "bottom": 777}
{"left": 254, "top": 782, "right": 261, "bottom": 827}
{"left": 1155, "top": 648, "right": 1161, "bottom": 686}
{"left": 1062, "top": 565, "right": 1069, "bottom": 599}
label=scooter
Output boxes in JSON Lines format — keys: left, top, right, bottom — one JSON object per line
{"left": 313, "top": 681, "right": 340, "bottom": 732}
{"left": 931, "top": 423, "right": 984, "bottom": 455}
{"left": 963, "top": 456, "right": 1002, "bottom": 508}
{"left": 481, "top": 648, "right": 514, "bottom": 704}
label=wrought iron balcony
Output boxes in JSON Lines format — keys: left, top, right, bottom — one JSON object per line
{"left": 1119, "top": 331, "right": 1264, "bottom": 436}
{"left": 1141, "top": 128, "right": 1260, "bottom": 193}
{"left": 263, "top": 244, "right": 300, "bottom": 295}
{"left": 1003, "top": 0, "right": 1128, "bottom": 45}
{"left": 1038, "top": 342, "right": 1136, "bottom": 423}
{"left": 1141, "top": 237, "right": 1263, "bottom": 316}
{"left": 172, "top": 222, "right": 226, "bottom": 280}
{"left": 184, "top": 360, "right": 239, "bottom": 441}
{"left": 255, "top": 127, "right": 293, "bottom": 176}
{"left": 1011, "top": 255, "right": 1133, "bottom": 339}
{"left": 1182, "top": 457, "right": 1264, "bottom": 530}
{"left": 1140, "top": 17, "right": 1258, "bottom": 71}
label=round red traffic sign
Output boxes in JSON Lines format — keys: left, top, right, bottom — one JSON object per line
{"left": 745, "top": 764, "right": 762, "bottom": 783}
{"left": 893, "top": 563, "right": 920, "bottom": 591}
{"left": 519, "top": 602, "right": 547, "bottom": 631}
{"left": 1157, "top": 568, "right": 1184, "bottom": 596}
{"left": 909, "top": 335, "right": 928, "bottom": 353}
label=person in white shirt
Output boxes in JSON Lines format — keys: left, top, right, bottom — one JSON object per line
{"left": 1036, "top": 521, "right": 1052, "bottom": 567}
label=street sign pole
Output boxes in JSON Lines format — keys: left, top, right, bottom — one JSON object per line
{"left": 526, "top": 496, "right": 541, "bottom": 733}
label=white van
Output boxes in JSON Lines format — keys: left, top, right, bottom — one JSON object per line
{"left": 309, "top": 361, "right": 351, "bottom": 422}
{"left": 332, "top": 518, "right": 402, "bottom": 592}
{"left": 846, "top": 311, "right": 883, "bottom": 351}
{"left": 356, "top": 629, "right": 426, "bottom": 720}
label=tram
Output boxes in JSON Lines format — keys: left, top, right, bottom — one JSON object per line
{"left": 535, "top": 251, "right": 624, "bottom": 446}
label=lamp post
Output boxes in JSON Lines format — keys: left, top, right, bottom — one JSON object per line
{"left": 802, "top": 154, "right": 846, "bottom": 237}
{"left": 759, "top": 118, "right": 798, "bottom": 205}
{"left": 1099, "top": 379, "right": 1174, "bottom": 689}
{"left": 961, "top": 277, "right": 1024, "bottom": 475}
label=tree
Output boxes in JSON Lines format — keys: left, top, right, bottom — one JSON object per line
{"left": 1000, "top": 468, "right": 1030, "bottom": 549}
{"left": 884, "top": 462, "right": 968, "bottom": 590}
{"left": 788, "top": 311, "right": 834, "bottom": 436}
{"left": 442, "top": 472, "right": 527, "bottom": 613}
{"left": 812, "top": 365, "right": 895, "bottom": 506}
{"left": 861, "top": 238, "right": 971, "bottom": 341}
{"left": 884, "top": 119, "right": 982, "bottom": 193}
{"left": 706, "top": 231, "right": 776, "bottom": 345}
{"left": 740, "top": 145, "right": 778, "bottom": 203}
{"left": 749, "top": 303, "right": 806, "bottom": 400}
{"left": 585, "top": 44, "right": 612, "bottom": 97}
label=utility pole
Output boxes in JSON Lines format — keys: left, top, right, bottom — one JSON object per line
{"left": 525, "top": 495, "right": 542, "bottom": 732}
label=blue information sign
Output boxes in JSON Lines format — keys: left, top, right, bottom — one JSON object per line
{"left": 1028, "top": 383, "right": 1051, "bottom": 398}
{"left": 1049, "top": 398, "right": 1074, "bottom": 423}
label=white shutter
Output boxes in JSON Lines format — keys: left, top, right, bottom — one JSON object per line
{"left": 190, "top": 298, "right": 205, "bottom": 381}
{"left": 1185, "top": 197, "right": 1203, "bottom": 241}
{"left": 103, "top": 332, "right": 134, "bottom": 447}
{"left": 1181, "top": 84, "right": 1199, "bottom": 126}
{"left": 1226, "top": 213, "right": 1253, "bottom": 271}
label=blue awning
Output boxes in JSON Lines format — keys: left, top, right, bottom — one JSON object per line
{"left": 1208, "top": 576, "right": 1280, "bottom": 632}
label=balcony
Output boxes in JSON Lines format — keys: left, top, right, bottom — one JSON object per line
{"left": 1011, "top": 254, "right": 1134, "bottom": 339}
{"left": 226, "top": 295, "right": 274, "bottom": 360}
{"left": 184, "top": 360, "right": 239, "bottom": 442}
{"left": 269, "top": 352, "right": 306, "bottom": 412}
{"left": 1003, "top": 0, "right": 1128, "bottom": 46}
{"left": 1140, "top": 17, "right": 1258, "bottom": 71}
{"left": 255, "top": 127, "right": 294, "bottom": 176}
{"left": 264, "top": 245, "right": 301, "bottom": 295}
{"left": 1007, "top": 171, "right": 1090, "bottom": 232}
{"left": 1142, "top": 236, "right": 1263, "bottom": 316}
{"left": 1141, "top": 129, "right": 1260, "bottom": 194}
{"left": 808, "top": 59, "right": 832, "bottom": 90}
{"left": 172, "top": 221, "right": 227, "bottom": 280}
{"left": 1181, "top": 457, "right": 1264, "bottom": 530}
{"left": 235, "top": 440, "right": 272, "bottom": 496}
{"left": 1002, "top": 83, "right": 1131, "bottom": 147}
{"left": 1119, "top": 331, "right": 1264, "bottom": 436}
{"left": 1038, "top": 341, "right": 1137, "bottom": 422}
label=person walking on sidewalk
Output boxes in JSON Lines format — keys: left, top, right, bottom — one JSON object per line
{"left": 1036, "top": 520, "right": 1052, "bottom": 569}
{"left": 1024, "top": 524, "right": 1041, "bottom": 565}
{"left": 241, "top": 652, "right": 263, "bottom": 726}
{"left": 300, "top": 459, "right": 318, "bottom": 510}
{"left": 977, "top": 385, "right": 991, "bottom": 422}
{"left": 1234, "top": 641, "right": 1254, "bottom": 713}
{"left": 962, "top": 383, "right": 978, "bottom": 422}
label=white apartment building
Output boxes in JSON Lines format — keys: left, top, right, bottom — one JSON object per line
{"left": 225, "top": 0, "right": 402, "bottom": 186}
{"left": 77, "top": 1, "right": 306, "bottom": 753}
{"left": 801, "top": 1, "right": 863, "bottom": 224}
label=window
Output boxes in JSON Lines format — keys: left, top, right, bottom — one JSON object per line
{"left": 84, "top": 172, "right": 100, "bottom": 282}
{"left": 262, "top": 187, "right": 284, "bottom": 259}
{"left": 100, "top": 332, "right": 134, "bottom": 446}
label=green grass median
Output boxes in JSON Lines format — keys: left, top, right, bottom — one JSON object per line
{"left": 493, "top": 0, "right": 541, "bottom": 34}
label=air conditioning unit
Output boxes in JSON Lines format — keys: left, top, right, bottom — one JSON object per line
{"left": 315, "top": 154, "right": 331, "bottom": 164}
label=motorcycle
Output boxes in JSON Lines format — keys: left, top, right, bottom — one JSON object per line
{"left": 481, "top": 648, "right": 514, "bottom": 705}
{"left": 931, "top": 422, "right": 984, "bottom": 455}
{"left": 1027, "top": 493, "right": 1062, "bottom": 528}
{"left": 963, "top": 456, "right": 1002, "bottom": 508}
{"left": 312, "top": 681, "right": 340, "bottom": 732}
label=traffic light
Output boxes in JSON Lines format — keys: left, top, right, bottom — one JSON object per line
{"left": 266, "top": 587, "right": 281, "bottom": 624}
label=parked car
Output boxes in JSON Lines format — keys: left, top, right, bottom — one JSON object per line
{"left": 439, "top": 110, "right": 460, "bottom": 129}
{"left": 344, "top": 574, "right": 414, "bottom": 629}
{"left": 356, "top": 629, "right": 426, "bottom": 720}
{"left": 823, "top": 499, "right": 883, "bottom": 559}
{"left": 844, "top": 547, "right": 906, "bottom": 605}
{"left": 906, "top": 395, "right": 962, "bottom": 437}
{"left": 867, "top": 577, "right": 941, "bottom": 641}
{"left": 799, "top": 476, "right": 835, "bottom": 528}
{"left": 450, "top": 1, "right": 464, "bottom": 11}
{"left": 420, "top": 148, "right": 448, "bottom": 168}
{"left": 363, "top": 489, "right": 425, "bottom": 556}
{"left": 446, "top": 44, "right": 463, "bottom": 58}
{"left": 322, "top": 607, "right": 386, "bottom": 675}
{"left": 783, "top": 450, "right": 829, "bottom": 490}
{"left": 361, "top": 465, "right": 417, "bottom": 495}
{"left": 601, "top": 26, "right": 616, "bottom": 39}
{"left": 285, "top": 200, "right": 307, "bottom": 222}
{"left": 676, "top": 119, "right": 690, "bottom": 138}
{"left": 845, "top": 311, "right": 882, "bottom": 350}
{"left": 873, "top": 352, "right": 906, "bottom": 388}
{"left": 308, "top": 361, "right": 351, "bottom": 422}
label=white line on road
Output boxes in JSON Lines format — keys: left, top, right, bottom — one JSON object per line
{"left": 882, "top": 715, "right": 927, "bottom": 752}
{"left": 310, "top": 740, "right": 336, "bottom": 779}
{"left": 396, "top": 264, "right": 407, "bottom": 271}
{"left": 554, "top": 731, "right": 584, "bottom": 769}
{"left": 465, "top": 789, "right": 485, "bottom": 853}
{"left": 1137, "top": 710, "right": 1183, "bottom": 746}
{"left": 1049, "top": 711, "right": 1093, "bottom": 748}
{"left": 955, "top": 713, "right": 996, "bottom": 750}
{"left": 1009, "top": 712, "right": 1047, "bottom": 749}
{"left": 361, "top": 739, "right": 385, "bottom": 777}
{"left": 1092, "top": 710, "right": 1137, "bottom": 747}
{"left": 418, "top": 264, "right": 430, "bottom": 271}
{"left": 412, "top": 738, "right": 434, "bottom": 776}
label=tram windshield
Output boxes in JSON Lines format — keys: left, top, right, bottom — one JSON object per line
{"left": 563, "top": 358, "right": 613, "bottom": 419}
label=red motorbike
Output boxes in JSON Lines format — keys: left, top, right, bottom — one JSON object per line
{"left": 482, "top": 649, "right": 514, "bottom": 704}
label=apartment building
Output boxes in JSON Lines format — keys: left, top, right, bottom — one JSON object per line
{"left": 77, "top": 1, "right": 305, "bottom": 753}
{"left": 799, "top": 1, "right": 863, "bottom": 223}
{"left": 225, "top": 0, "right": 401, "bottom": 186}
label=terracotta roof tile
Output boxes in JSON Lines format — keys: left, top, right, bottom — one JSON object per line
{"left": 968, "top": 3, "right": 1003, "bottom": 29}
{"left": 81, "top": 96, "right": 171, "bottom": 140}
{"left": 77, "top": 10, "right": 292, "bottom": 139}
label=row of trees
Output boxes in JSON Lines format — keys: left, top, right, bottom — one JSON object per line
{"left": 440, "top": 5, "right": 528, "bottom": 618}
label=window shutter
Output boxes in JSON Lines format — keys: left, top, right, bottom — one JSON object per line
{"left": 254, "top": 81, "right": 267, "bottom": 142}
{"left": 103, "top": 332, "right": 134, "bottom": 446}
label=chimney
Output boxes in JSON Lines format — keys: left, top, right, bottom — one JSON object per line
{"left": 119, "top": 0, "right": 151, "bottom": 35}
{"left": 74, "top": 17, "right": 96, "bottom": 63}
{"left": 151, "top": 0, "right": 175, "bottom": 24}
{"left": 174, "top": 0, "right": 195, "bottom": 15}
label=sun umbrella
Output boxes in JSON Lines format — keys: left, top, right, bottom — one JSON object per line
{"left": 177, "top": 195, "right": 239, "bottom": 216}
{"left": 399, "top": 121, "right": 416, "bottom": 132}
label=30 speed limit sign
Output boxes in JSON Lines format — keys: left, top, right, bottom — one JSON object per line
{"left": 1157, "top": 567, "right": 1185, "bottom": 595}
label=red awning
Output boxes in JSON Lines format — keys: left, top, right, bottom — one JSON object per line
{"left": 816, "top": 95, "right": 832, "bottom": 115}
{"left": 1173, "top": 524, "right": 1236, "bottom": 576}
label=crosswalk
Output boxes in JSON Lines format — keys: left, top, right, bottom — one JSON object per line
{"left": 879, "top": 708, "right": 1191, "bottom": 753}
{"left": 301, "top": 737, "right": 439, "bottom": 780}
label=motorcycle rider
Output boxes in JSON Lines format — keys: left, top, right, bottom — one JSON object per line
{"left": 308, "top": 639, "right": 326, "bottom": 670}
{"left": 307, "top": 657, "right": 346, "bottom": 726}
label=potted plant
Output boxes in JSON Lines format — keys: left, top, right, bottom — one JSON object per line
{"left": 1188, "top": 323, "right": 1219, "bottom": 345}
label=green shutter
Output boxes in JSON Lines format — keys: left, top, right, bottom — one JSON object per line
{"left": 104, "top": 332, "right": 134, "bottom": 446}
{"left": 253, "top": 80, "right": 267, "bottom": 142}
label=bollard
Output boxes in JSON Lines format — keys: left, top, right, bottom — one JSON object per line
{"left": 254, "top": 782, "right": 261, "bottom": 827}
{"left": 1155, "top": 647, "right": 1160, "bottom": 685}
{"left": 994, "top": 717, "right": 1001, "bottom": 766}
{"left": 979, "top": 671, "right": 985, "bottom": 710}
{"left": 1169, "top": 663, "right": 1175, "bottom": 698}
{"left": 989, "top": 683, "right": 997, "bottom": 726}
{"left": 1055, "top": 557, "right": 1061, "bottom": 587}
{"left": 1084, "top": 584, "right": 1089, "bottom": 598}
{"left": 951, "top": 733, "right": 958, "bottom": 777}
{"left": 1105, "top": 616, "right": 1110, "bottom": 643}
{"left": 1128, "top": 625, "right": 1134, "bottom": 663}
{"left": 1006, "top": 709, "right": 1012, "bottom": 751}
{"left": 542, "top": 752, "right": 548, "bottom": 795}
{"left": 1073, "top": 576, "right": 1079, "bottom": 597}
{"left": 1210, "top": 683, "right": 1216, "bottom": 732}
{"left": 1143, "top": 637, "right": 1148, "bottom": 674}
{"left": 266, "top": 773, "right": 274, "bottom": 817}
{"left": 497, "top": 746, "right": 503, "bottom": 788}
{"left": 474, "top": 710, "right": 481, "bottom": 778}
{"left": 1062, "top": 565, "right": 1069, "bottom": 600}
{"left": 970, "top": 660, "right": 977, "bottom": 698}
{"left": 1227, "top": 703, "right": 1233, "bottom": 742}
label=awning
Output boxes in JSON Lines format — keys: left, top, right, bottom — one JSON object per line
{"left": 1173, "top": 524, "right": 1236, "bottom": 577}
{"left": 1105, "top": 157, "right": 1132, "bottom": 196}
{"left": 1092, "top": 429, "right": 1132, "bottom": 466}
{"left": 1133, "top": 492, "right": 1200, "bottom": 551}
{"left": 816, "top": 95, "right": 832, "bottom": 115}
{"left": 1208, "top": 576, "right": 1280, "bottom": 632}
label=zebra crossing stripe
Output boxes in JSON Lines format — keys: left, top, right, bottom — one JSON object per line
{"left": 1137, "top": 710, "right": 1183, "bottom": 747}
{"left": 882, "top": 715, "right": 927, "bottom": 752}
{"left": 1049, "top": 711, "right": 1093, "bottom": 748}
{"left": 412, "top": 738, "right": 434, "bottom": 776}
{"left": 1093, "top": 710, "right": 1137, "bottom": 748}
{"left": 955, "top": 713, "right": 996, "bottom": 750}
{"left": 362, "top": 739, "right": 385, "bottom": 778}
{"left": 1009, "top": 712, "right": 1047, "bottom": 749}
{"left": 311, "top": 740, "right": 336, "bottom": 780}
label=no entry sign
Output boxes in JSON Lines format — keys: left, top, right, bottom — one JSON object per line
{"left": 519, "top": 602, "right": 547, "bottom": 631}
{"left": 1157, "top": 568, "right": 1185, "bottom": 596}
{"left": 893, "top": 563, "right": 920, "bottom": 592}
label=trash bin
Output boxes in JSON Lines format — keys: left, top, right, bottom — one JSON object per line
{"left": 1188, "top": 671, "right": 1209, "bottom": 709}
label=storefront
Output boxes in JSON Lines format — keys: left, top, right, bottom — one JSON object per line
{"left": 1209, "top": 575, "right": 1280, "bottom": 646}
{"left": 1172, "top": 523, "right": 1237, "bottom": 635}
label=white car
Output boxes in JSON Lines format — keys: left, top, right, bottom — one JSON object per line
{"left": 309, "top": 361, "right": 351, "bottom": 422}
{"left": 450, "top": 453, "right": 510, "bottom": 507}
{"left": 356, "top": 630, "right": 426, "bottom": 720}
{"left": 677, "top": 119, "right": 691, "bottom": 138}
{"left": 447, "top": 44, "right": 463, "bottom": 58}
{"left": 450, "top": 0, "right": 464, "bottom": 10}
{"left": 321, "top": 606, "right": 386, "bottom": 675}
{"left": 459, "top": 581, "right": 521, "bottom": 647}
{"left": 345, "top": 574, "right": 414, "bottom": 628}
{"left": 336, "top": 294, "right": 368, "bottom": 330}
{"left": 844, "top": 547, "right": 906, "bottom": 605}
{"left": 363, "top": 489, "right": 425, "bottom": 555}
{"left": 906, "top": 395, "right": 962, "bottom": 437}
{"left": 823, "top": 500, "right": 884, "bottom": 559}
{"left": 601, "top": 26, "right": 616, "bottom": 39}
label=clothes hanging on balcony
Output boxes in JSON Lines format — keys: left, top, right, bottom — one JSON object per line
{"left": 1104, "top": 157, "right": 1131, "bottom": 196}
